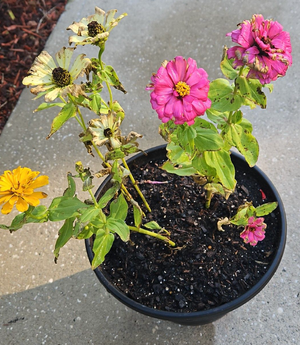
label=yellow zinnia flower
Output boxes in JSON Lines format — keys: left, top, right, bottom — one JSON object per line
{"left": 67, "top": 7, "right": 127, "bottom": 46}
{"left": 0, "top": 167, "right": 49, "bottom": 214}
{"left": 23, "top": 47, "right": 90, "bottom": 102}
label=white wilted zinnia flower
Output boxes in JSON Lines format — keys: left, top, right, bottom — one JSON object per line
{"left": 23, "top": 47, "right": 90, "bottom": 102}
{"left": 67, "top": 7, "right": 127, "bottom": 46}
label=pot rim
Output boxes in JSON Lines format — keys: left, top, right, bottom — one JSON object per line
{"left": 85, "top": 144, "right": 287, "bottom": 322}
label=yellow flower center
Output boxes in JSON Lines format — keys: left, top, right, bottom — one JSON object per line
{"left": 175, "top": 81, "right": 190, "bottom": 97}
{"left": 87, "top": 21, "right": 105, "bottom": 37}
{"left": 52, "top": 67, "right": 71, "bottom": 87}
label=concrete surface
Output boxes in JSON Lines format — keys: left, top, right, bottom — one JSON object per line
{"left": 0, "top": 0, "right": 299, "bottom": 344}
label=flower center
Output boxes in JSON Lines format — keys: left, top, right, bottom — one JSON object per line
{"left": 104, "top": 128, "right": 113, "bottom": 138}
{"left": 52, "top": 67, "right": 71, "bottom": 87}
{"left": 175, "top": 81, "right": 190, "bottom": 97}
{"left": 88, "top": 21, "right": 105, "bottom": 37}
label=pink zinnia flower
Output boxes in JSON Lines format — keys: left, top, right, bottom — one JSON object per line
{"left": 240, "top": 216, "right": 267, "bottom": 246}
{"left": 146, "top": 56, "right": 211, "bottom": 125}
{"left": 226, "top": 14, "right": 292, "bottom": 84}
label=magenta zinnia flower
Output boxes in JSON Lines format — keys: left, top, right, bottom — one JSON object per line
{"left": 227, "top": 14, "right": 292, "bottom": 84}
{"left": 240, "top": 216, "right": 267, "bottom": 246}
{"left": 146, "top": 56, "right": 211, "bottom": 125}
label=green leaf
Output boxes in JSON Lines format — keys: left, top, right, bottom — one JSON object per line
{"left": 161, "top": 160, "right": 196, "bottom": 176}
{"left": 109, "top": 193, "right": 128, "bottom": 221}
{"left": 220, "top": 48, "right": 239, "bottom": 80}
{"left": 236, "top": 76, "right": 267, "bottom": 109}
{"left": 54, "top": 217, "right": 75, "bottom": 260}
{"left": 79, "top": 206, "right": 101, "bottom": 223}
{"left": 98, "top": 184, "right": 120, "bottom": 209}
{"left": 0, "top": 213, "right": 27, "bottom": 231}
{"left": 26, "top": 205, "right": 49, "bottom": 223}
{"left": 176, "top": 124, "right": 196, "bottom": 152}
{"left": 230, "top": 202, "right": 255, "bottom": 226}
{"left": 144, "top": 221, "right": 162, "bottom": 230}
{"left": 222, "top": 121, "right": 259, "bottom": 167}
{"left": 106, "top": 218, "right": 130, "bottom": 242}
{"left": 166, "top": 141, "right": 191, "bottom": 165}
{"left": 101, "top": 64, "right": 126, "bottom": 93}
{"left": 206, "top": 108, "right": 228, "bottom": 128}
{"left": 194, "top": 126, "right": 224, "bottom": 152}
{"left": 204, "top": 183, "right": 226, "bottom": 197}
{"left": 76, "top": 224, "right": 94, "bottom": 239}
{"left": 133, "top": 204, "right": 142, "bottom": 228}
{"left": 192, "top": 153, "right": 216, "bottom": 178}
{"left": 204, "top": 150, "right": 236, "bottom": 190}
{"left": 105, "top": 148, "right": 125, "bottom": 161}
{"left": 47, "top": 102, "right": 76, "bottom": 139}
{"left": 48, "top": 196, "right": 89, "bottom": 221}
{"left": 255, "top": 202, "right": 278, "bottom": 217}
{"left": 63, "top": 173, "right": 76, "bottom": 197}
{"left": 92, "top": 230, "right": 114, "bottom": 269}
{"left": 34, "top": 102, "right": 65, "bottom": 113}
{"left": 89, "top": 93, "right": 102, "bottom": 114}
{"left": 209, "top": 78, "right": 243, "bottom": 112}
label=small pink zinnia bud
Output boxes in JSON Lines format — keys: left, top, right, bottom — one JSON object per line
{"left": 226, "top": 14, "right": 292, "bottom": 84}
{"left": 146, "top": 56, "right": 211, "bottom": 126}
{"left": 240, "top": 216, "right": 267, "bottom": 246}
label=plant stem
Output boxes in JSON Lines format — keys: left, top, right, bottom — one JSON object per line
{"left": 228, "top": 66, "right": 245, "bottom": 124}
{"left": 122, "top": 158, "right": 151, "bottom": 212}
{"left": 87, "top": 188, "right": 99, "bottom": 207}
{"left": 98, "top": 43, "right": 114, "bottom": 108}
{"left": 76, "top": 107, "right": 87, "bottom": 131}
{"left": 205, "top": 189, "right": 213, "bottom": 209}
{"left": 129, "top": 226, "right": 176, "bottom": 247}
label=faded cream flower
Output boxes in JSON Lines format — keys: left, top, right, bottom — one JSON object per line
{"left": 67, "top": 7, "right": 127, "bottom": 46}
{"left": 23, "top": 47, "right": 90, "bottom": 102}
{"left": 87, "top": 112, "right": 122, "bottom": 149}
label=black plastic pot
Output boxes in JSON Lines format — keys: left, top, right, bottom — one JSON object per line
{"left": 85, "top": 144, "right": 287, "bottom": 325}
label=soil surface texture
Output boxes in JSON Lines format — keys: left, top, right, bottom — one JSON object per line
{"left": 99, "top": 157, "right": 280, "bottom": 313}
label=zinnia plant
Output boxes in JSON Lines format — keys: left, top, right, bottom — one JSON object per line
{"left": 0, "top": 8, "right": 291, "bottom": 268}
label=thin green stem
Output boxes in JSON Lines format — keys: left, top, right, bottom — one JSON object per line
{"left": 122, "top": 158, "right": 151, "bottom": 212}
{"left": 129, "top": 226, "right": 176, "bottom": 247}
{"left": 92, "top": 142, "right": 110, "bottom": 168}
{"left": 98, "top": 43, "right": 113, "bottom": 108}
{"left": 76, "top": 107, "right": 87, "bottom": 131}
{"left": 59, "top": 95, "right": 67, "bottom": 104}
{"left": 228, "top": 66, "right": 246, "bottom": 124}
{"left": 87, "top": 188, "right": 99, "bottom": 207}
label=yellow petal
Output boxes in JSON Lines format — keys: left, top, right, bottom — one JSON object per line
{"left": 1, "top": 201, "right": 14, "bottom": 214}
{"left": 0, "top": 193, "right": 13, "bottom": 205}
{"left": 23, "top": 192, "right": 47, "bottom": 206}
{"left": 16, "top": 197, "right": 29, "bottom": 212}
{"left": 29, "top": 175, "right": 49, "bottom": 189}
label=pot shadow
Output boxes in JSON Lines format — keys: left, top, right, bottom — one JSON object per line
{"left": 1, "top": 269, "right": 216, "bottom": 345}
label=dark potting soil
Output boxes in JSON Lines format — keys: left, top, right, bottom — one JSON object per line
{"left": 99, "top": 158, "right": 280, "bottom": 313}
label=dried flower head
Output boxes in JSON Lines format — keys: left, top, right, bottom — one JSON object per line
{"left": 23, "top": 47, "right": 90, "bottom": 102}
{"left": 0, "top": 167, "right": 48, "bottom": 214}
{"left": 226, "top": 14, "right": 292, "bottom": 84}
{"left": 67, "top": 7, "right": 127, "bottom": 46}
